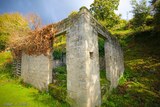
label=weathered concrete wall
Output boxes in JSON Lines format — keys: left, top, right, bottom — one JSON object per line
{"left": 66, "top": 8, "right": 101, "bottom": 107}
{"left": 73, "top": 7, "right": 124, "bottom": 89}
{"left": 105, "top": 37, "right": 124, "bottom": 88}
{"left": 21, "top": 52, "right": 53, "bottom": 90}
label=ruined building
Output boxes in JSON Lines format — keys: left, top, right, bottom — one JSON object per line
{"left": 15, "top": 7, "right": 124, "bottom": 107}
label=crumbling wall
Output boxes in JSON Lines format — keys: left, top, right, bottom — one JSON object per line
{"left": 21, "top": 52, "right": 53, "bottom": 90}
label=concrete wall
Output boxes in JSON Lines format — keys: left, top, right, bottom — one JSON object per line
{"left": 105, "top": 37, "right": 124, "bottom": 88}
{"left": 66, "top": 8, "right": 101, "bottom": 107}
{"left": 21, "top": 52, "right": 53, "bottom": 90}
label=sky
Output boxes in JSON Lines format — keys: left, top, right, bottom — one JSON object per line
{"left": 0, "top": 0, "right": 148, "bottom": 25}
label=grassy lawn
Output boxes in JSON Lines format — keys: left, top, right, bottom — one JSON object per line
{"left": 0, "top": 79, "right": 69, "bottom": 107}
{"left": 0, "top": 81, "right": 49, "bottom": 107}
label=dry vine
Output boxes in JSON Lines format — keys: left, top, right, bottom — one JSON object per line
{"left": 7, "top": 14, "right": 57, "bottom": 58}
{"left": 9, "top": 24, "right": 57, "bottom": 58}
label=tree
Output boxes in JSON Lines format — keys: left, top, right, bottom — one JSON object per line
{"left": 0, "top": 13, "right": 29, "bottom": 51}
{"left": 131, "top": 0, "right": 151, "bottom": 28}
{"left": 90, "top": 0, "right": 120, "bottom": 29}
{"left": 151, "top": 0, "right": 160, "bottom": 31}
{"left": 26, "top": 13, "right": 42, "bottom": 30}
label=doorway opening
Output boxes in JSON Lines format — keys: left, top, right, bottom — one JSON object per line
{"left": 98, "top": 36, "right": 110, "bottom": 98}
{"left": 49, "top": 34, "right": 67, "bottom": 101}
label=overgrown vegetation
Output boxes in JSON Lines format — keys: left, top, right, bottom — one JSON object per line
{"left": 53, "top": 35, "right": 66, "bottom": 60}
{"left": 49, "top": 66, "right": 72, "bottom": 106}
{"left": 104, "top": 29, "right": 160, "bottom": 107}
{"left": 0, "top": 0, "right": 160, "bottom": 106}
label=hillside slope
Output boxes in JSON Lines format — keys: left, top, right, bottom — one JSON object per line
{"left": 105, "top": 29, "right": 160, "bottom": 106}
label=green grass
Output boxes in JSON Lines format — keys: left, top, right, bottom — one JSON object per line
{"left": 0, "top": 82, "right": 48, "bottom": 107}
{"left": 0, "top": 52, "right": 69, "bottom": 107}
{"left": 0, "top": 80, "right": 69, "bottom": 107}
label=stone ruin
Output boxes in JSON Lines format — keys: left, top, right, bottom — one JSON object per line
{"left": 15, "top": 7, "right": 124, "bottom": 107}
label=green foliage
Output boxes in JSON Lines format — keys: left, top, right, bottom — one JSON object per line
{"left": 130, "top": 0, "right": 151, "bottom": 29}
{"left": 0, "top": 52, "right": 13, "bottom": 79}
{"left": 0, "top": 33, "right": 8, "bottom": 51}
{"left": 0, "top": 13, "right": 29, "bottom": 51}
{"left": 151, "top": 0, "right": 160, "bottom": 31}
{"left": 68, "top": 11, "right": 78, "bottom": 18}
{"left": 32, "top": 92, "right": 64, "bottom": 107}
{"left": 53, "top": 66, "right": 67, "bottom": 85}
{"left": 53, "top": 49, "right": 65, "bottom": 60}
{"left": 53, "top": 66, "right": 67, "bottom": 74}
{"left": 48, "top": 84, "right": 67, "bottom": 102}
{"left": 146, "top": 15, "right": 154, "bottom": 26}
{"left": 50, "top": 66, "right": 68, "bottom": 102}
{"left": 49, "top": 66, "right": 73, "bottom": 106}
{"left": 90, "top": 0, "right": 120, "bottom": 29}
{"left": 99, "top": 70, "right": 111, "bottom": 106}
{"left": 98, "top": 37, "right": 105, "bottom": 57}
{"left": 112, "top": 29, "right": 135, "bottom": 47}
{"left": 53, "top": 35, "right": 66, "bottom": 60}
{"left": 111, "top": 19, "right": 128, "bottom": 31}
{"left": 118, "top": 76, "right": 127, "bottom": 85}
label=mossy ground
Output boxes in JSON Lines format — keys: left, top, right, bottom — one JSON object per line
{"left": 105, "top": 29, "right": 160, "bottom": 107}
